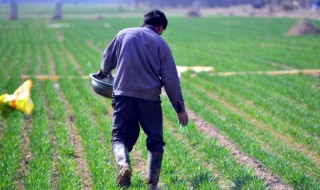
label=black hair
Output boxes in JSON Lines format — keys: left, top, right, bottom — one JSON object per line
{"left": 143, "top": 9, "right": 168, "bottom": 30}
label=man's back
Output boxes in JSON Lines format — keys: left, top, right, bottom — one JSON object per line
{"left": 113, "top": 26, "right": 172, "bottom": 101}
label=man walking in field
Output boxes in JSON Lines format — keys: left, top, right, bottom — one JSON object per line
{"left": 97, "top": 9, "right": 188, "bottom": 189}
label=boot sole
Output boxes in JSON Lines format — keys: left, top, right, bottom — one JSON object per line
{"left": 118, "top": 165, "right": 132, "bottom": 187}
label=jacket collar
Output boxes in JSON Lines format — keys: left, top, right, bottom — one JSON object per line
{"left": 142, "top": 24, "right": 158, "bottom": 34}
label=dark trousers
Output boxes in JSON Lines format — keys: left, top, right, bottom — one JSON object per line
{"left": 111, "top": 96, "right": 165, "bottom": 152}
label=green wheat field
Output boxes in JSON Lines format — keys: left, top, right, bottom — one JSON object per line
{"left": 0, "top": 4, "right": 319, "bottom": 190}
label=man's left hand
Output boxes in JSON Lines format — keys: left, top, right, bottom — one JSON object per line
{"left": 177, "top": 110, "right": 188, "bottom": 127}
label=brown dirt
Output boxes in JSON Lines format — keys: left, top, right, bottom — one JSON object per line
{"left": 132, "top": 149, "right": 147, "bottom": 177}
{"left": 57, "top": 87, "right": 92, "bottom": 189}
{"left": 166, "top": 121, "right": 228, "bottom": 188}
{"left": 87, "top": 40, "right": 103, "bottom": 53}
{"left": 285, "top": 19, "right": 320, "bottom": 36}
{"left": 22, "top": 56, "right": 33, "bottom": 76}
{"left": 0, "top": 120, "right": 5, "bottom": 141}
{"left": 268, "top": 62, "right": 298, "bottom": 70}
{"left": 51, "top": 150, "right": 59, "bottom": 189}
{"left": 16, "top": 117, "right": 32, "bottom": 189}
{"left": 70, "top": 116, "right": 92, "bottom": 189}
{"left": 66, "top": 49, "right": 84, "bottom": 75}
{"left": 88, "top": 108, "right": 116, "bottom": 171}
{"left": 45, "top": 45, "right": 57, "bottom": 76}
{"left": 39, "top": 81, "right": 59, "bottom": 189}
{"left": 44, "top": 46, "right": 60, "bottom": 189}
{"left": 187, "top": 109, "right": 294, "bottom": 190}
{"left": 55, "top": 30, "right": 64, "bottom": 42}
{"left": 194, "top": 86, "right": 320, "bottom": 166}
{"left": 46, "top": 33, "right": 84, "bottom": 76}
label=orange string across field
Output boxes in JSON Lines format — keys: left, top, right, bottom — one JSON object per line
{"left": 18, "top": 69, "right": 320, "bottom": 81}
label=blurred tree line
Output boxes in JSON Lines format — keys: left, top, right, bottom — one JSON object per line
{"left": 4, "top": 0, "right": 316, "bottom": 20}
{"left": 134, "top": 0, "right": 314, "bottom": 9}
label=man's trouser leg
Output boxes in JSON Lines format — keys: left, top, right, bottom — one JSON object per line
{"left": 111, "top": 96, "right": 140, "bottom": 187}
{"left": 147, "top": 151, "right": 163, "bottom": 189}
{"left": 136, "top": 98, "right": 165, "bottom": 189}
{"left": 112, "top": 142, "right": 132, "bottom": 187}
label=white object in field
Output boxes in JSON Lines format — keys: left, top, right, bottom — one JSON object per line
{"left": 176, "top": 66, "right": 215, "bottom": 78}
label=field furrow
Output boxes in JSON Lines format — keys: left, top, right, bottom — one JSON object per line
{"left": 165, "top": 117, "right": 226, "bottom": 189}
{"left": 184, "top": 74, "right": 320, "bottom": 162}
{"left": 23, "top": 81, "right": 53, "bottom": 189}
{"left": 182, "top": 83, "right": 320, "bottom": 189}
{"left": 40, "top": 81, "right": 60, "bottom": 189}
{"left": 56, "top": 81, "right": 92, "bottom": 189}
{"left": 186, "top": 108, "right": 293, "bottom": 190}
{"left": 235, "top": 76, "right": 319, "bottom": 136}
{"left": 43, "top": 80, "right": 83, "bottom": 189}
{"left": 162, "top": 97, "right": 270, "bottom": 189}
{"left": 0, "top": 111, "right": 24, "bottom": 190}
{"left": 187, "top": 73, "right": 320, "bottom": 155}
{"left": 185, "top": 74, "right": 319, "bottom": 164}
{"left": 15, "top": 117, "right": 31, "bottom": 190}
{"left": 60, "top": 78, "right": 124, "bottom": 188}
{"left": 21, "top": 44, "right": 34, "bottom": 76}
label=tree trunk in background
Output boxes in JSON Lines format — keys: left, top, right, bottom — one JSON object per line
{"left": 301, "top": 0, "right": 313, "bottom": 9}
{"left": 269, "top": 0, "right": 274, "bottom": 16}
{"left": 52, "top": 1, "right": 63, "bottom": 20}
{"left": 135, "top": 0, "right": 148, "bottom": 7}
{"left": 8, "top": 0, "right": 18, "bottom": 20}
{"left": 188, "top": 0, "right": 201, "bottom": 16}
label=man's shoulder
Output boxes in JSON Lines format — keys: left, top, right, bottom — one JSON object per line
{"left": 118, "top": 27, "right": 160, "bottom": 37}
{"left": 117, "top": 27, "right": 141, "bottom": 35}
{"left": 117, "top": 27, "right": 170, "bottom": 48}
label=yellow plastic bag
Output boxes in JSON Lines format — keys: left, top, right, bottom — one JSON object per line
{"left": 0, "top": 79, "right": 34, "bottom": 115}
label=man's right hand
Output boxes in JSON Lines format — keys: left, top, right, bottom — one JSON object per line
{"left": 96, "top": 69, "right": 107, "bottom": 79}
{"left": 177, "top": 110, "right": 188, "bottom": 127}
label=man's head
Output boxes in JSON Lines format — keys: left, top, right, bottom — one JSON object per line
{"left": 143, "top": 9, "right": 168, "bottom": 35}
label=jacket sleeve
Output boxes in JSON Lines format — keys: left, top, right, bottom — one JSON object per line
{"left": 160, "top": 42, "right": 185, "bottom": 113}
{"left": 100, "top": 36, "right": 119, "bottom": 75}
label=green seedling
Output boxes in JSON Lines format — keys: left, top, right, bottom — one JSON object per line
{"left": 179, "top": 123, "right": 188, "bottom": 133}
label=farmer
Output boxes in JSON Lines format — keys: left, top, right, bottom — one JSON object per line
{"left": 97, "top": 9, "right": 188, "bottom": 189}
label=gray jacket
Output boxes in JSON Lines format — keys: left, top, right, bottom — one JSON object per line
{"left": 101, "top": 26, "right": 185, "bottom": 113}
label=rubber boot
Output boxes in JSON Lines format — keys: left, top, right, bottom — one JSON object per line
{"left": 147, "top": 151, "right": 163, "bottom": 190}
{"left": 112, "top": 142, "right": 132, "bottom": 187}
